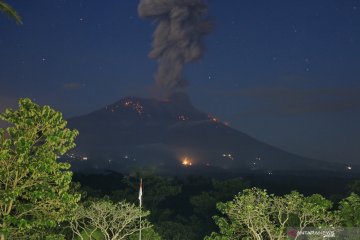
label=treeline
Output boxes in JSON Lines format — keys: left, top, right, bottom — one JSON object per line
{"left": 74, "top": 172, "right": 251, "bottom": 239}
{"left": 74, "top": 171, "right": 360, "bottom": 240}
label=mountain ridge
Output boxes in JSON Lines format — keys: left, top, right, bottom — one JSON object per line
{"left": 65, "top": 95, "right": 354, "bottom": 175}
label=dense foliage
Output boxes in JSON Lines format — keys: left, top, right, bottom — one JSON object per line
{"left": 69, "top": 200, "right": 151, "bottom": 240}
{"left": 0, "top": 99, "right": 80, "bottom": 239}
{"left": 338, "top": 193, "right": 360, "bottom": 227}
{"left": 205, "top": 188, "right": 339, "bottom": 239}
{"left": 74, "top": 172, "right": 360, "bottom": 240}
{"left": 0, "top": 100, "right": 157, "bottom": 240}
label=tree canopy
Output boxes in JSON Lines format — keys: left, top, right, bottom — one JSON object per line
{"left": 0, "top": 98, "right": 80, "bottom": 239}
{"left": 205, "top": 188, "right": 339, "bottom": 240}
{"left": 69, "top": 199, "right": 152, "bottom": 240}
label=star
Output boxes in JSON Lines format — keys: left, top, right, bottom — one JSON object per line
{"left": 41, "top": 57, "right": 47, "bottom": 62}
{"left": 292, "top": 25, "right": 298, "bottom": 33}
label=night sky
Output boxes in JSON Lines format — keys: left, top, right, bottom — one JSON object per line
{"left": 1, "top": 0, "right": 360, "bottom": 165}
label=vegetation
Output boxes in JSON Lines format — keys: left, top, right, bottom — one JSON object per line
{"left": 0, "top": 100, "right": 157, "bottom": 239}
{"left": 0, "top": 99, "right": 359, "bottom": 239}
{"left": 69, "top": 200, "right": 151, "bottom": 240}
{"left": 74, "top": 172, "right": 360, "bottom": 240}
{"left": 204, "top": 188, "right": 339, "bottom": 239}
{"left": 0, "top": 99, "right": 80, "bottom": 239}
{"left": 189, "top": 178, "right": 250, "bottom": 238}
{"left": 347, "top": 180, "right": 360, "bottom": 195}
{"left": 109, "top": 172, "right": 182, "bottom": 216}
{"left": 0, "top": 1, "right": 22, "bottom": 24}
{"left": 128, "top": 228, "right": 161, "bottom": 240}
{"left": 338, "top": 193, "right": 360, "bottom": 227}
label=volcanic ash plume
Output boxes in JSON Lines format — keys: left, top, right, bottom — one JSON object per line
{"left": 138, "top": 0, "right": 212, "bottom": 94}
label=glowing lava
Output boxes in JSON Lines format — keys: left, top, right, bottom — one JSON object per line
{"left": 122, "top": 99, "right": 144, "bottom": 115}
{"left": 106, "top": 98, "right": 145, "bottom": 116}
{"left": 182, "top": 157, "right": 192, "bottom": 167}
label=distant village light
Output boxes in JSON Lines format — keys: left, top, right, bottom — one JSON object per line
{"left": 222, "top": 153, "right": 234, "bottom": 160}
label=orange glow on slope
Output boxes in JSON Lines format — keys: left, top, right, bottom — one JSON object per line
{"left": 123, "top": 100, "right": 144, "bottom": 115}
{"left": 182, "top": 157, "right": 192, "bottom": 166}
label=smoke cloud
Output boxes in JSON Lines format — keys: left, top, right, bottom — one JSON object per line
{"left": 138, "top": 0, "right": 212, "bottom": 94}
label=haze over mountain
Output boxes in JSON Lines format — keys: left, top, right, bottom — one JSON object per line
{"left": 65, "top": 93, "right": 354, "bottom": 176}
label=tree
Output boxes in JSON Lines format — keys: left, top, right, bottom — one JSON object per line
{"left": 155, "top": 221, "right": 197, "bottom": 240}
{"left": 69, "top": 200, "right": 152, "bottom": 240}
{"left": 205, "top": 188, "right": 339, "bottom": 240}
{"left": 111, "top": 173, "right": 181, "bottom": 220}
{"left": 338, "top": 193, "right": 360, "bottom": 227}
{"left": 128, "top": 228, "right": 162, "bottom": 240}
{"left": 347, "top": 180, "right": 360, "bottom": 195}
{"left": 0, "top": 1, "right": 22, "bottom": 24}
{"left": 191, "top": 178, "right": 250, "bottom": 218}
{"left": 190, "top": 178, "right": 249, "bottom": 238}
{"left": 0, "top": 98, "right": 80, "bottom": 239}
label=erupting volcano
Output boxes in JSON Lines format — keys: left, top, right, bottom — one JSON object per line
{"left": 61, "top": 0, "right": 356, "bottom": 175}
{"left": 66, "top": 93, "right": 351, "bottom": 175}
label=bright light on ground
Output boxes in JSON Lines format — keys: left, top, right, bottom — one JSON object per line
{"left": 182, "top": 157, "right": 192, "bottom": 166}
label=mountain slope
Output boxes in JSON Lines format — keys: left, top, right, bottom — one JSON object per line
{"left": 66, "top": 94, "right": 349, "bottom": 175}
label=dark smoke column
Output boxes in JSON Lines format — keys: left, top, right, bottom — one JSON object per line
{"left": 138, "top": 0, "right": 212, "bottom": 95}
